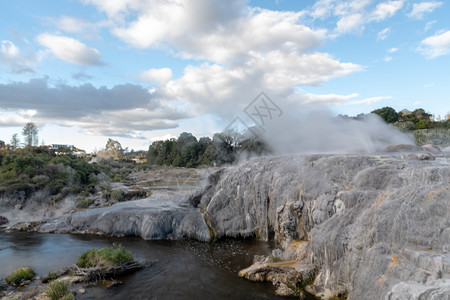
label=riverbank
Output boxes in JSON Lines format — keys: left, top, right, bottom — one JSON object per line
{"left": 0, "top": 230, "right": 285, "bottom": 300}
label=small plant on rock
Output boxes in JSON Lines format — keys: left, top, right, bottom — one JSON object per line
{"left": 5, "top": 266, "right": 36, "bottom": 285}
{"left": 45, "top": 280, "right": 73, "bottom": 300}
{"left": 76, "top": 243, "right": 133, "bottom": 268}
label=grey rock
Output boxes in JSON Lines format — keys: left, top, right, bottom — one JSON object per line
{"left": 199, "top": 153, "right": 450, "bottom": 299}
{"left": 37, "top": 197, "right": 211, "bottom": 242}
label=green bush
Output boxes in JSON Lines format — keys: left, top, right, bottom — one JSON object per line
{"left": 110, "top": 189, "right": 124, "bottom": 202}
{"left": 112, "top": 173, "right": 125, "bottom": 182}
{"left": 45, "top": 280, "right": 72, "bottom": 300}
{"left": 76, "top": 198, "right": 94, "bottom": 208}
{"left": 76, "top": 244, "right": 133, "bottom": 268}
{"left": 5, "top": 266, "right": 36, "bottom": 285}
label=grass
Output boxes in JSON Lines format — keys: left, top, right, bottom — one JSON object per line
{"left": 76, "top": 197, "right": 94, "bottom": 208}
{"left": 45, "top": 280, "right": 73, "bottom": 300}
{"left": 76, "top": 244, "right": 133, "bottom": 268}
{"left": 269, "top": 256, "right": 281, "bottom": 262}
{"left": 5, "top": 266, "right": 36, "bottom": 285}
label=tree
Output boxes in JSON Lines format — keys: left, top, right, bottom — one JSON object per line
{"left": 22, "top": 122, "right": 39, "bottom": 147}
{"left": 104, "top": 138, "right": 123, "bottom": 160}
{"left": 10, "top": 133, "right": 20, "bottom": 150}
{"left": 371, "top": 107, "right": 398, "bottom": 123}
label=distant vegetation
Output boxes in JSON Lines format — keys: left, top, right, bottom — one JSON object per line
{"left": 147, "top": 131, "right": 270, "bottom": 168}
{"left": 340, "top": 107, "right": 450, "bottom": 130}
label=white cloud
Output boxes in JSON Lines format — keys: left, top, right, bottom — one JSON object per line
{"left": 139, "top": 68, "right": 173, "bottom": 85}
{"left": 418, "top": 30, "right": 450, "bottom": 58}
{"left": 310, "top": 0, "right": 403, "bottom": 36}
{"left": 370, "top": 0, "right": 404, "bottom": 21}
{"left": 297, "top": 92, "right": 358, "bottom": 106}
{"left": 378, "top": 28, "right": 391, "bottom": 40}
{"left": 336, "top": 13, "right": 365, "bottom": 34}
{"left": 348, "top": 96, "right": 392, "bottom": 105}
{"left": 384, "top": 56, "right": 392, "bottom": 62}
{"left": 408, "top": 1, "right": 442, "bottom": 20}
{"left": 388, "top": 47, "right": 398, "bottom": 53}
{"left": 54, "top": 16, "right": 109, "bottom": 39}
{"left": 36, "top": 34, "right": 103, "bottom": 66}
{"left": 0, "top": 40, "right": 36, "bottom": 73}
{"left": 424, "top": 20, "right": 436, "bottom": 31}
{"left": 0, "top": 40, "right": 19, "bottom": 58}
{"left": 424, "top": 82, "right": 435, "bottom": 88}
{"left": 161, "top": 51, "right": 362, "bottom": 117}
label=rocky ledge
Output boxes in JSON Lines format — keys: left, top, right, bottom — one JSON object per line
{"left": 7, "top": 146, "right": 450, "bottom": 299}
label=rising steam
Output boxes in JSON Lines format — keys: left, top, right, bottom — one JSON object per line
{"left": 257, "top": 110, "right": 414, "bottom": 154}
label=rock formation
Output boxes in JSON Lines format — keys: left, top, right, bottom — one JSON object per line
{"left": 6, "top": 146, "right": 450, "bottom": 299}
{"left": 201, "top": 151, "right": 450, "bottom": 299}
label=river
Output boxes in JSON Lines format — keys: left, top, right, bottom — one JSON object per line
{"left": 0, "top": 229, "right": 296, "bottom": 299}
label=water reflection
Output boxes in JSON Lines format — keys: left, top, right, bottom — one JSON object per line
{"left": 0, "top": 230, "right": 292, "bottom": 300}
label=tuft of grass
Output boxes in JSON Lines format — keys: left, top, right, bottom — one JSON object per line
{"left": 47, "top": 272, "right": 58, "bottom": 281}
{"left": 76, "top": 243, "right": 133, "bottom": 268}
{"left": 269, "top": 256, "right": 281, "bottom": 262}
{"left": 45, "top": 280, "right": 72, "bottom": 300}
{"left": 5, "top": 266, "right": 36, "bottom": 285}
{"left": 76, "top": 197, "right": 94, "bottom": 208}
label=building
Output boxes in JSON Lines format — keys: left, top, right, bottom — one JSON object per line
{"left": 48, "top": 144, "right": 74, "bottom": 151}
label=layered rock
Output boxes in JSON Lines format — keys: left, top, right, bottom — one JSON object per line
{"left": 201, "top": 152, "right": 450, "bottom": 299}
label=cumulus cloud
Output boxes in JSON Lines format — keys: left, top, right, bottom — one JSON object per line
{"left": 0, "top": 40, "right": 36, "bottom": 73}
{"left": 336, "top": 13, "right": 365, "bottom": 34}
{"left": 418, "top": 30, "right": 450, "bottom": 58}
{"left": 160, "top": 51, "right": 362, "bottom": 118}
{"left": 408, "top": 1, "right": 442, "bottom": 20}
{"left": 36, "top": 34, "right": 103, "bottom": 66}
{"left": 139, "top": 68, "right": 173, "bottom": 85}
{"left": 77, "top": 0, "right": 368, "bottom": 117}
{"left": 370, "top": 0, "right": 404, "bottom": 21}
{"left": 0, "top": 78, "right": 187, "bottom": 138}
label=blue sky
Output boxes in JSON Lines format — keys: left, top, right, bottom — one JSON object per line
{"left": 0, "top": 0, "right": 449, "bottom": 152}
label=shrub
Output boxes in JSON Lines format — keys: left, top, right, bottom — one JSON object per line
{"left": 45, "top": 280, "right": 72, "bottom": 300}
{"left": 5, "top": 266, "right": 36, "bottom": 285}
{"left": 76, "top": 198, "right": 94, "bottom": 208}
{"left": 112, "top": 173, "right": 125, "bottom": 182}
{"left": 110, "top": 189, "right": 124, "bottom": 202}
{"left": 76, "top": 244, "right": 133, "bottom": 268}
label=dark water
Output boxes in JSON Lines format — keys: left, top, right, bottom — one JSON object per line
{"left": 0, "top": 230, "right": 294, "bottom": 299}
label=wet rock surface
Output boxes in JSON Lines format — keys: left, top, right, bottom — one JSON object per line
{"left": 200, "top": 151, "right": 450, "bottom": 299}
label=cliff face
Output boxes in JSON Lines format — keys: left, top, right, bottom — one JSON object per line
{"left": 201, "top": 153, "right": 450, "bottom": 299}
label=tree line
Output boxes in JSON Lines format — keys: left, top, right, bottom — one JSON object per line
{"left": 147, "top": 131, "right": 270, "bottom": 168}
{"left": 340, "top": 107, "right": 450, "bottom": 130}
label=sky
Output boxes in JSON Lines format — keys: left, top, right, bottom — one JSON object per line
{"left": 0, "top": 0, "right": 449, "bottom": 152}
